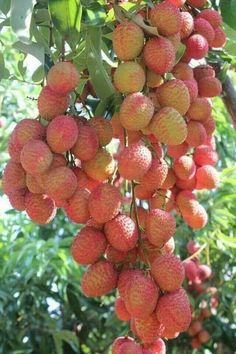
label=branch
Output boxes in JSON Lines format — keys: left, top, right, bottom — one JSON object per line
{"left": 222, "top": 75, "right": 236, "bottom": 130}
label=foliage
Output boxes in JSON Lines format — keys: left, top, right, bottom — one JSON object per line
{"left": 0, "top": 1, "right": 236, "bottom": 353}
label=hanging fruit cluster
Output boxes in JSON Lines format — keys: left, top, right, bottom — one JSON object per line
{"left": 2, "top": 0, "right": 226, "bottom": 352}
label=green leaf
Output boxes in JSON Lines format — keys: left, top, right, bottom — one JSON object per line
{"left": 10, "top": 0, "right": 36, "bottom": 42}
{"left": 83, "top": 2, "right": 106, "bottom": 26}
{"left": 13, "top": 41, "right": 44, "bottom": 65}
{"left": 48, "top": 0, "right": 82, "bottom": 48}
{"left": 175, "top": 43, "right": 186, "bottom": 64}
{"left": 86, "top": 27, "right": 115, "bottom": 99}
{"left": 0, "top": 0, "right": 11, "bottom": 15}
{"left": 0, "top": 52, "right": 5, "bottom": 81}
{"left": 221, "top": 0, "right": 236, "bottom": 31}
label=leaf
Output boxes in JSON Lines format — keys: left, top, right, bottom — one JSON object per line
{"left": 0, "top": 52, "right": 5, "bottom": 81}
{"left": 83, "top": 2, "right": 106, "bottom": 26}
{"left": 0, "top": 0, "right": 11, "bottom": 15}
{"left": 86, "top": 27, "right": 115, "bottom": 99}
{"left": 10, "top": 0, "right": 36, "bottom": 42}
{"left": 48, "top": 0, "right": 82, "bottom": 48}
{"left": 175, "top": 43, "right": 186, "bottom": 64}
{"left": 221, "top": 0, "right": 236, "bottom": 31}
{"left": 13, "top": 41, "right": 44, "bottom": 65}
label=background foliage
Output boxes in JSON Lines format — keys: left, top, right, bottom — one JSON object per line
{"left": 0, "top": 0, "right": 236, "bottom": 353}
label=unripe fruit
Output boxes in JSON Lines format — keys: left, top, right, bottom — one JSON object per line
{"left": 198, "top": 330, "right": 210, "bottom": 344}
{"left": 46, "top": 115, "right": 78, "bottom": 153}
{"left": 26, "top": 173, "right": 45, "bottom": 194}
{"left": 180, "top": 12, "right": 194, "bottom": 39}
{"left": 72, "top": 167, "right": 100, "bottom": 192}
{"left": 144, "top": 37, "right": 176, "bottom": 75}
{"left": 112, "top": 21, "right": 144, "bottom": 61}
{"left": 167, "top": 142, "right": 188, "bottom": 159}
{"left": 209, "top": 27, "right": 226, "bottom": 48}
{"left": 140, "top": 159, "right": 168, "bottom": 192}
{"left": 187, "top": 240, "right": 200, "bottom": 254}
{"left": 13, "top": 119, "right": 46, "bottom": 149}
{"left": 142, "top": 338, "right": 166, "bottom": 354}
{"left": 183, "top": 204, "right": 208, "bottom": 229}
{"left": 118, "top": 143, "right": 152, "bottom": 180}
{"left": 184, "top": 260, "right": 198, "bottom": 282}
{"left": 183, "top": 79, "right": 198, "bottom": 102}
{"left": 37, "top": 86, "right": 69, "bottom": 121}
{"left": 157, "top": 79, "right": 190, "bottom": 115}
{"left": 124, "top": 273, "right": 159, "bottom": 319}
{"left": 117, "top": 269, "right": 142, "bottom": 298}
{"left": 152, "top": 254, "right": 185, "bottom": 292}
{"left": 20, "top": 140, "right": 53, "bottom": 175}
{"left": 104, "top": 214, "right": 138, "bottom": 252}
{"left": 8, "top": 188, "right": 27, "bottom": 211}
{"left": 89, "top": 116, "right": 113, "bottom": 147}
{"left": 47, "top": 61, "right": 79, "bottom": 94}
{"left": 114, "top": 62, "right": 145, "bottom": 94}
{"left": 65, "top": 188, "right": 90, "bottom": 224}
{"left": 150, "top": 189, "right": 175, "bottom": 212}
{"left": 173, "top": 155, "right": 196, "bottom": 180}
{"left": 194, "top": 145, "right": 218, "bottom": 166}
{"left": 111, "top": 337, "right": 134, "bottom": 354}
{"left": 88, "top": 184, "right": 121, "bottom": 223}
{"left": 149, "top": 107, "right": 187, "bottom": 145}
{"left": 196, "top": 165, "right": 220, "bottom": 189}
{"left": 25, "top": 192, "right": 56, "bottom": 224}
{"left": 114, "top": 297, "right": 131, "bottom": 321}
{"left": 198, "top": 264, "right": 212, "bottom": 280}
{"left": 44, "top": 166, "right": 77, "bottom": 200}
{"left": 194, "top": 18, "right": 215, "bottom": 43}
{"left": 146, "top": 209, "right": 176, "bottom": 247}
{"left": 71, "top": 125, "right": 99, "bottom": 161}
{"left": 81, "top": 260, "right": 118, "bottom": 297}
{"left": 198, "top": 77, "right": 222, "bottom": 97}
{"left": 134, "top": 314, "right": 164, "bottom": 343}
{"left": 146, "top": 70, "right": 164, "bottom": 88}
{"left": 187, "top": 97, "right": 212, "bottom": 122}
{"left": 119, "top": 93, "right": 154, "bottom": 131}
{"left": 196, "top": 9, "right": 222, "bottom": 28}
{"left": 82, "top": 148, "right": 115, "bottom": 182}
{"left": 2, "top": 161, "right": 26, "bottom": 195}
{"left": 184, "top": 34, "right": 209, "bottom": 59}
{"left": 117, "top": 342, "right": 142, "bottom": 354}
{"left": 150, "top": 2, "right": 182, "bottom": 36}
{"left": 71, "top": 226, "right": 107, "bottom": 265}
{"left": 186, "top": 121, "right": 207, "bottom": 147}
{"left": 156, "top": 288, "right": 191, "bottom": 333}
{"left": 187, "top": 0, "right": 207, "bottom": 6}
{"left": 172, "top": 63, "right": 194, "bottom": 81}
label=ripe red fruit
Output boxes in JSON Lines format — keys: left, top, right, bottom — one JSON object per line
{"left": 198, "top": 264, "right": 212, "bottom": 280}
{"left": 114, "top": 297, "right": 131, "bottom": 321}
{"left": 111, "top": 337, "right": 134, "bottom": 354}
{"left": 156, "top": 288, "right": 191, "bottom": 333}
{"left": 183, "top": 79, "right": 198, "bottom": 102}
{"left": 188, "top": 320, "right": 202, "bottom": 336}
{"left": 150, "top": 2, "right": 182, "bottom": 36}
{"left": 180, "top": 11, "right": 194, "bottom": 39}
{"left": 124, "top": 273, "right": 159, "bottom": 319}
{"left": 172, "top": 62, "right": 194, "bottom": 81}
{"left": 196, "top": 9, "right": 222, "bottom": 28}
{"left": 37, "top": 86, "right": 69, "bottom": 121}
{"left": 150, "top": 189, "right": 175, "bottom": 212}
{"left": 198, "top": 329, "right": 210, "bottom": 344}
{"left": 26, "top": 173, "right": 45, "bottom": 194}
{"left": 13, "top": 118, "right": 46, "bottom": 149}
{"left": 184, "top": 260, "right": 198, "bottom": 282}
{"left": 191, "top": 337, "right": 201, "bottom": 349}
{"left": 71, "top": 226, "right": 107, "bottom": 265}
{"left": 175, "top": 174, "right": 197, "bottom": 190}
{"left": 47, "top": 61, "right": 80, "bottom": 95}
{"left": 194, "top": 145, "right": 218, "bottom": 166}
{"left": 25, "top": 192, "right": 56, "bottom": 224}
{"left": 146, "top": 209, "right": 176, "bottom": 247}
{"left": 173, "top": 155, "right": 196, "bottom": 180}
{"left": 72, "top": 167, "right": 100, "bottom": 192}
{"left": 104, "top": 214, "right": 138, "bottom": 252}
{"left": 118, "top": 143, "right": 152, "bottom": 180}
{"left": 143, "top": 37, "right": 176, "bottom": 75}
{"left": 8, "top": 188, "right": 27, "bottom": 211}
{"left": 184, "top": 34, "right": 209, "bottom": 59}
{"left": 88, "top": 184, "right": 121, "bottom": 223}
{"left": 198, "top": 77, "right": 222, "bottom": 97}
{"left": 209, "top": 27, "right": 226, "bottom": 48}
{"left": 175, "top": 190, "right": 198, "bottom": 217}
{"left": 140, "top": 159, "right": 168, "bottom": 192}
{"left": 194, "top": 18, "right": 215, "bottom": 43}
{"left": 151, "top": 254, "right": 185, "bottom": 292}
{"left": 81, "top": 260, "right": 118, "bottom": 297}
{"left": 71, "top": 125, "right": 99, "bottom": 161}
{"left": 196, "top": 165, "right": 220, "bottom": 189}
{"left": 134, "top": 314, "right": 164, "bottom": 343}
{"left": 65, "top": 188, "right": 90, "bottom": 224}
{"left": 187, "top": 240, "right": 200, "bottom": 254}
{"left": 113, "top": 62, "right": 146, "bottom": 94}
{"left": 117, "top": 341, "right": 142, "bottom": 354}
{"left": 193, "top": 64, "right": 215, "bottom": 82}
{"left": 167, "top": 142, "right": 189, "bottom": 159}
{"left": 142, "top": 338, "right": 166, "bottom": 354}
{"left": 82, "top": 148, "right": 115, "bottom": 181}
{"left": 185, "top": 121, "right": 207, "bottom": 148}
{"left": 183, "top": 204, "right": 208, "bottom": 229}
{"left": 186, "top": 97, "right": 212, "bottom": 122}
{"left": 44, "top": 166, "right": 77, "bottom": 200}
{"left": 2, "top": 161, "right": 26, "bottom": 195}
{"left": 89, "top": 116, "right": 113, "bottom": 147}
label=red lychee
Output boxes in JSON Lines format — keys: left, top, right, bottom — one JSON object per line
{"left": 2, "top": 161, "right": 26, "bottom": 195}
{"left": 196, "top": 165, "right": 220, "bottom": 189}
{"left": 134, "top": 314, "right": 164, "bottom": 344}
{"left": 37, "top": 86, "right": 69, "bottom": 121}
{"left": 184, "top": 34, "right": 209, "bottom": 59}
{"left": 44, "top": 166, "right": 77, "bottom": 200}
{"left": 82, "top": 148, "right": 115, "bottom": 181}
{"left": 114, "top": 297, "right": 131, "bottom": 321}
{"left": 173, "top": 155, "right": 196, "bottom": 180}
{"left": 71, "top": 125, "right": 99, "bottom": 161}
{"left": 89, "top": 116, "right": 113, "bottom": 147}
{"left": 65, "top": 188, "right": 90, "bottom": 224}
{"left": 140, "top": 158, "right": 168, "bottom": 192}
{"left": 47, "top": 61, "right": 80, "bottom": 94}
{"left": 114, "top": 62, "right": 146, "bottom": 94}
{"left": 146, "top": 209, "right": 176, "bottom": 247}
{"left": 150, "top": 1, "right": 182, "bottom": 36}
{"left": 25, "top": 192, "right": 56, "bottom": 224}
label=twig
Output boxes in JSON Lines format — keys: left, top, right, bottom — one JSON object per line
{"left": 184, "top": 243, "right": 207, "bottom": 262}
{"left": 131, "top": 180, "right": 141, "bottom": 238}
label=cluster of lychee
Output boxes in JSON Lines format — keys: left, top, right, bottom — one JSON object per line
{"left": 184, "top": 240, "right": 218, "bottom": 349}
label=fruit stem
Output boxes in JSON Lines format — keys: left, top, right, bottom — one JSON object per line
{"left": 131, "top": 180, "right": 141, "bottom": 238}
{"left": 75, "top": 90, "right": 93, "bottom": 118}
{"left": 184, "top": 243, "right": 208, "bottom": 262}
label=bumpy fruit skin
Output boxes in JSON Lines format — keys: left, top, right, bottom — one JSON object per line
{"left": 180, "top": 12, "right": 194, "bottom": 39}
{"left": 118, "top": 143, "right": 152, "bottom": 180}
{"left": 26, "top": 173, "right": 45, "bottom": 194}
{"left": 117, "top": 269, "right": 142, "bottom": 298}
{"left": 82, "top": 148, "right": 115, "bottom": 181}
{"left": 114, "top": 297, "right": 131, "bottom": 321}
{"left": 117, "top": 342, "right": 142, "bottom": 354}
{"left": 65, "top": 188, "right": 90, "bottom": 224}
{"left": 2, "top": 161, "right": 26, "bottom": 195}
{"left": 175, "top": 190, "right": 198, "bottom": 216}
{"left": 25, "top": 192, "right": 56, "bottom": 224}
{"left": 187, "top": 97, "right": 212, "bottom": 122}
{"left": 187, "top": 0, "right": 207, "bottom": 6}
{"left": 88, "top": 184, "right": 121, "bottom": 223}
{"left": 111, "top": 337, "right": 135, "bottom": 354}
{"left": 183, "top": 203, "right": 208, "bottom": 228}
{"left": 196, "top": 165, "right": 220, "bottom": 189}
{"left": 157, "top": 79, "right": 190, "bottom": 115}
{"left": 183, "top": 79, "right": 198, "bottom": 102}
{"left": 46, "top": 115, "right": 78, "bottom": 153}
{"left": 114, "top": 62, "right": 145, "bottom": 94}
{"left": 20, "top": 140, "right": 53, "bottom": 175}
{"left": 44, "top": 166, "right": 77, "bottom": 200}
{"left": 194, "top": 18, "right": 215, "bottom": 43}
{"left": 176, "top": 174, "right": 196, "bottom": 190}
{"left": 47, "top": 62, "right": 80, "bottom": 95}
{"left": 167, "top": 142, "right": 188, "bottom": 159}
{"left": 89, "top": 116, "right": 113, "bottom": 147}
{"left": 196, "top": 9, "right": 222, "bottom": 28}
{"left": 134, "top": 314, "right": 164, "bottom": 344}
{"left": 104, "top": 214, "right": 138, "bottom": 252}
{"left": 203, "top": 116, "right": 216, "bottom": 135}
{"left": 81, "top": 260, "right": 118, "bottom": 297}
{"left": 161, "top": 167, "right": 176, "bottom": 189}
{"left": 8, "top": 132, "right": 22, "bottom": 163}
{"left": 8, "top": 188, "right": 27, "bottom": 211}
{"left": 13, "top": 118, "right": 46, "bottom": 149}
{"left": 112, "top": 21, "right": 144, "bottom": 61}
{"left": 198, "top": 77, "right": 222, "bottom": 97}
{"left": 184, "top": 34, "right": 209, "bottom": 59}
{"left": 135, "top": 184, "right": 154, "bottom": 200}
{"left": 150, "top": 2, "right": 182, "bottom": 36}
{"left": 194, "top": 64, "right": 215, "bottom": 81}
{"left": 150, "top": 189, "right": 175, "bottom": 212}
{"left": 149, "top": 107, "right": 187, "bottom": 145}
{"left": 167, "top": 0, "right": 186, "bottom": 7}
{"left": 168, "top": 32, "right": 181, "bottom": 50}
{"left": 151, "top": 254, "right": 185, "bottom": 292}
{"left": 143, "top": 339, "right": 166, "bottom": 354}
{"left": 198, "top": 264, "right": 212, "bottom": 280}
{"left": 184, "top": 260, "right": 198, "bottom": 282}
{"left": 71, "top": 226, "right": 107, "bottom": 265}
{"left": 194, "top": 145, "right": 218, "bottom": 166}
{"left": 124, "top": 273, "right": 159, "bottom": 319}
{"left": 156, "top": 288, "right": 191, "bottom": 333}
{"left": 172, "top": 63, "right": 194, "bottom": 81}
{"left": 209, "top": 27, "right": 226, "bottom": 48}
{"left": 71, "top": 125, "right": 99, "bottom": 161}
{"left": 119, "top": 93, "right": 154, "bottom": 131}
{"left": 37, "top": 86, "right": 69, "bottom": 121}
{"left": 140, "top": 159, "right": 168, "bottom": 191}
{"left": 106, "top": 245, "right": 134, "bottom": 264}
{"left": 72, "top": 167, "right": 100, "bottom": 192}
{"left": 144, "top": 37, "right": 175, "bottom": 75}
{"left": 186, "top": 121, "right": 207, "bottom": 147}
{"left": 146, "top": 209, "right": 176, "bottom": 247}
{"left": 146, "top": 70, "right": 164, "bottom": 88}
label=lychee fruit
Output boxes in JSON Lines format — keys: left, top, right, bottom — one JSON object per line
{"left": 89, "top": 116, "right": 113, "bottom": 147}
{"left": 194, "top": 145, "right": 218, "bottom": 166}
{"left": 191, "top": 337, "right": 201, "bottom": 349}
{"left": 117, "top": 269, "right": 142, "bottom": 299}
{"left": 188, "top": 320, "right": 202, "bottom": 336}
{"left": 196, "top": 165, "right": 220, "bottom": 189}
{"left": 198, "top": 330, "right": 210, "bottom": 344}
{"left": 167, "top": 142, "right": 189, "bottom": 159}
{"left": 173, "top": 155, "right": 196, "bottom": 180}
{"left": 184, "top": 260, "right": 198, "bottom": 282}
{"left": 13, "top": 118, "right": 46, "bottom": 149}
{"left": 44, "top": 166, "right": 77, "bottom": 200}
{"left": 146, "top": 209, "right": 176, "bottom": 247}
{"left": 88, "top": 184, "right": 121, "bottom": 223}
{"left": 2, "top": 161, "right": 26, "bottom": 195}
{"left": 25, "top": 192, "right": 56, "bottom": 224}
{"left": 112, "top": 21, "right": 144, "bottom": 61}
{"left": 183, "top": 79, "right": 198, "bottom": 102}
{"left": 82, "top": 148, "right": 115, "bottom": 181}
{"left": 71, "top": 226, "right": 107, "bottom": 265}
{"left": 71, "top": 125, "right": 99, "bottom": 161}
{"left": 146, "top": 70, "right": 164, "bottom": 88}
{"left": 117, "top": 341, "right": 142, "bottom": 354}
{"left": 185, "top": 121, "right": 207, "bottom": 147}
{"left": 135, "top": 183, "right": 154, "bottom": 200}
{"left": 81, "top": 260, "right": 118, "bottom": 297}
{"left": 8, "top": 188, "right": 27, "bottom": 211}
{"left": 184, "top": 34, "right": 209, "bottom": 59}
{"left": 198, "top": 264, "right": 212, "bottom": 280}
{"left": 183, "top": 204, "right": 208, "bottom": 229}
{"left": 150, "top": 189, "right": 175, "bottom": 212}
{"left": 172, "top": 62, "right": 194, "bottom": 80}
{"left": 187, "top": 240, "right": 200, "bottom": 254}
{"left": 72, "top": 167, "right": 100, "bottom": 192}
{"left": 193, "top": 64, "right": 215, "bottom": 82}
{"left": 194, "top": 18, "right": 215, "bottom": 43}
{"left": 111, "top": 337, "right": 135, "bottom": 354}
{"left": 140, "top": 158, "right": 168, "bottom": 192}
{"left": 65, "top": 187, "right": 90, "bottom": 224}
{"left": 114, "top": 297, "right": 131, "bottom": 321}
{"left": 203, "top": 116, "right": 216, "bottom": 136}
{"left": 114, "top": 62, "right": 146, "bottom": 94}
{"left": 196, "top": 9, "right": 222, "bottom": 28}
{"left": 186, "top": 97, "right": 212, "bottom": 122}
{"left": 209, "top": 27, "right": 226, "bottom": 48}
{"left": 167, "top": 0, "right": 186, "bottom": 6}
{"left": 47, "top": 61, "right": 79, "bottom": 94}
{"left": 180, "top": 11, "right": 194, "bottom": 39}
{"left": 150, "top": 1, "right": 182, "bottom": 36}
{"left": 134, "top": 314, "right": 164, "bottom": 344}
{"left": 198, "top": 77, "right": 222, "bottom": 97}
{"left": 175, "top": 174, "right": 197, "bottom": 190}
{"left": 26, "top": 173, "right": 45, "bottom": 194}
{"left": 142, "top": 338, "right": 166, "bottom": 354}
{"left": 104, "top": 214, "right": 138, "bottom": 252}
{"left": 37, "top": 86, "right": 69, "bottom": 121}
{"left": 175, "top": 190, "right": 198, "bottom": 217}
{"left": 119, "top": 93, "right": 154, "bottom": 131}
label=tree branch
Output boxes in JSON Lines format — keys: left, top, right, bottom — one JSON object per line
{"left": 222, "top": 75, "right": 236, "bottom": 130}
